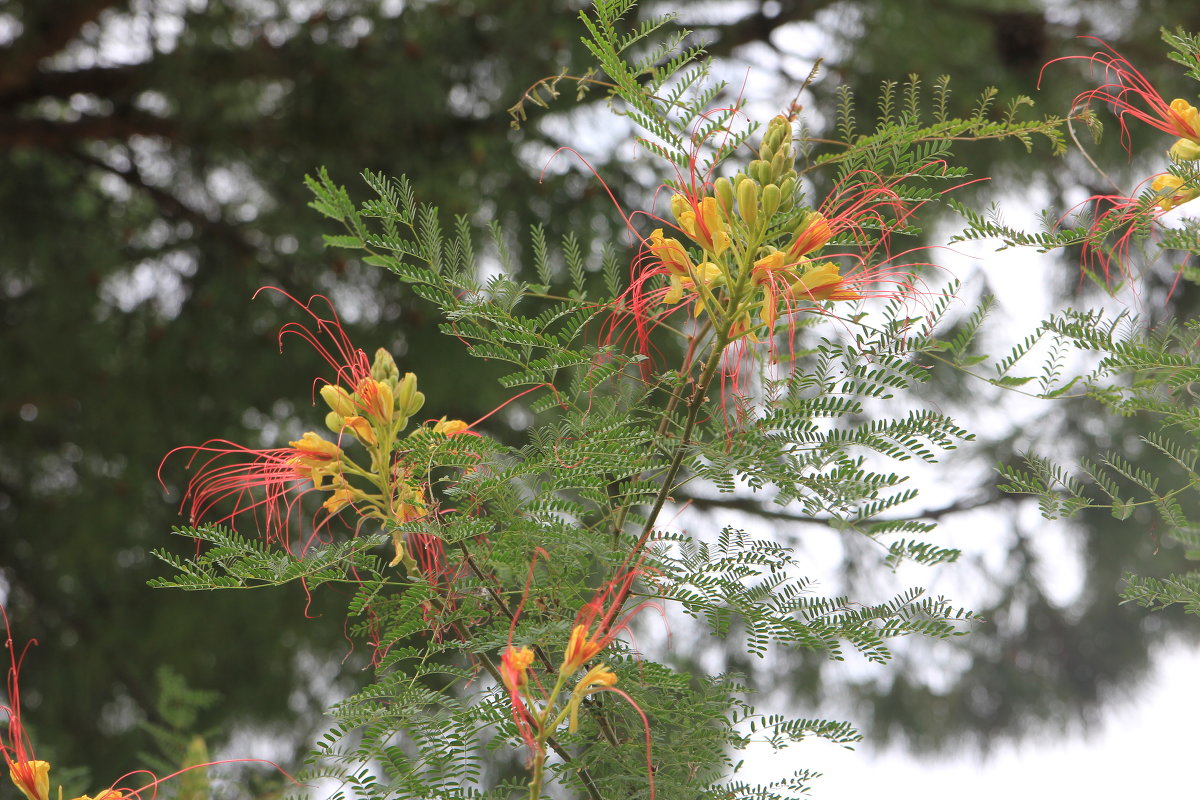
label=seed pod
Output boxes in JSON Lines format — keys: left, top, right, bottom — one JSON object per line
{"left": 736, "top": 178, "right": 759, "bottom": 226}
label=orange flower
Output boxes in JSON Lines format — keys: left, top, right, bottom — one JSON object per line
{"left": 499, "top": 646, "right": 539, "bottom": 758}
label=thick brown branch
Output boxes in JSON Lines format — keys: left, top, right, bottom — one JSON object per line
{"left": 0, "top": 0, "right": 124, "bottom": 95}
{"left": 68, "top": 149, "right": 258, "bottom": 260}
{"left": 0, "top": 113, "right": 176, "bottom": 148}
{"left": 0, "top": 63, "right": 143, "bottom": 105}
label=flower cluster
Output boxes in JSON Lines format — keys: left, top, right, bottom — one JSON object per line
{"left": 163, "top": 290, "right": 469, "bottom": 570}
{"left": 497, "top": 568, "right": 657, "bottom": 798}
{"left": 631, "top": 115, "right": 919, "bottom": 350}
{"left": 1046, "top": 41, "right": 1200, "bottom": 287}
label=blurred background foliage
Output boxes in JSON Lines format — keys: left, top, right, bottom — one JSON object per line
{"left": 4, "top": 0, "right": 1200, "bottom": 786}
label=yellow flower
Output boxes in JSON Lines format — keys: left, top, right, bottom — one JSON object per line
{"left": 567, "top": 663, "right": 619, "bottom": 732}
{"left": 672, "top": 195, "right": 731, "bottom": 256}
{"left": 750, "top": 249, "right": 788, "bottom": 284}
{"left": 288, "top": 432, "right": 343, "bottom": 487}
{"left": 648, "top": 228, "right": 694, "bottom": 277}
{"left": 72, "top": 792, "right": 125, "bottom": 800}
{"left": 663, "top": 262, "right": 722, "bottom": 307}
{"left": 9, "top": 761, "right": 50, "bottom": 800}
{"left": 432, "top": 418, "right": 470, "bottom": 436}
{"left": 500, "top": 645, "right": 536, "bottom": 692}
{"left": 322, "top": 487, "right": 356, "bottom": 514}
{"left": 388, "top": 533, "right": 407, "bottom": 567}
{"left": 356, "top": 377, "right": 394, "bottom": 423}
{"left": 1169, "top": 98, "right": 1200, "bottom": 139}
{"left": 1151, "top": 173, "right": 1200, "bottom": 211}
{"left": 787, "top": 261, "right": 861, "bottom": 301}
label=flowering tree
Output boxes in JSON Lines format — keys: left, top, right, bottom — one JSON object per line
{"left": 10, "top": 4, "right": 1200, "bottom": 800}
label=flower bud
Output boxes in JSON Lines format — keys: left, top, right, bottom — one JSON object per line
{"left": 324, "top": 411, "right": 344, "bottom": 434}
{"left": 748, "top": 159, "right": 771, "bottom": 185}
{"left": 714, "top": 176, "right": 735, "bottom": 216}
{"left": 777, "top": 176, "right": 797, "bottom": 212}
{"left": 736, "top": 178, "right": 759, "bottom": 226}
{"left": 320, "top": 383, "right": 356, "bottom": 417}
{"left": 770, "top": 151, "right": 788, "bottom": 183}
{"left": 371, "top": 347, "right": 399, "bottom": 385}
{"left": 761, "top": 183, "right": 781, "bottom": 218}
{"left": 1169, "top": 137, "right": 1200, "bottom": 161}
{"left": 394, "top": 372, "right": 424, "bottom": 417}
{"left": 765, "top": 115, "right": 790, "bottom": 153}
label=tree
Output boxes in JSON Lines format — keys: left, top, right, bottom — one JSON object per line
{"left": 3, "top": 0, "right": 1199, "bottom": 784}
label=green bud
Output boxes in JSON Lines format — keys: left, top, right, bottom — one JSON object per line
{"left": 371, "top": 347, "right": 400, "bottom": 385}
{"left": 749, "top": 160, "right": 771, "bottom": 185}
{"left": 325, "top": 411, "right": 345, "bottom": 434}
{"left": 777, "top": 176, "right": 797, "bottom": 212}
{"left": 765, "top": 115, "right": 790, "bottom": 153}
{"left": 320, "top": 383, "right": 357, "bottom": 417}
{"left": 394, "top": 372, "right": 425, "bottom": 418}
{"left": 714, "top": 176, "right": 735, "bottom": 216}
{"left": 1170, "top": 137, "right": 1200, "bottom": 161}
{"left": 770, "top": 151, "right": 787, "bottom": 184}
{"left": 736, "top": 178, "right": 759, "bottom": 226}
{"left": 760, "top": 183, "right": 781, "bottom": 219}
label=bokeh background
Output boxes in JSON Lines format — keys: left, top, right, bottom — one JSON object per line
{"left": 3, "top": 0, "right": 1200, "bottom": 794}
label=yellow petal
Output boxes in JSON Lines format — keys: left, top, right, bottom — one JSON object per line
{"left": 9, "top": 761, "right": 51, "bottom": 800}
{"left": 342, "top": 415, "right": 377, "bottom": 445}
